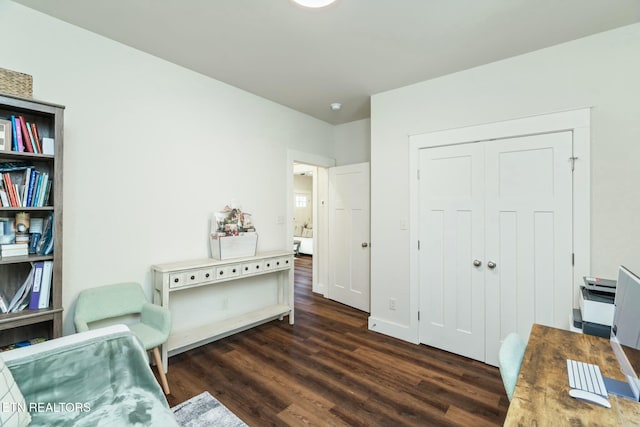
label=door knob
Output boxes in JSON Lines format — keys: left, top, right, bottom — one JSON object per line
{"left": 473, "top": 259, "right": 482, "bottom": 267}
{"left": 362, "top": 242, "right": 369, "bottom": 248}
{"left": 487, "top": 261, "right": 497, "bottom": 269}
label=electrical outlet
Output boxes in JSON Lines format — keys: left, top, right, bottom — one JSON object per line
{"left": 389, "top": 298, "right": 397, "bottom": 311}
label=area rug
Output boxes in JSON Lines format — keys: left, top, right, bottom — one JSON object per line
{"left": 172, "top": 391, "right": 248, "bottom": 427}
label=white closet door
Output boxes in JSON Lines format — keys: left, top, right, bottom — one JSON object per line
{"left": 418, "top": 132, "right": 573, "bottom": 365}
{"left": 484, "top": 131, "right": 573, "bottom": 365}
{"left": 418, "top": 143, "right": 485, "bottom": 361}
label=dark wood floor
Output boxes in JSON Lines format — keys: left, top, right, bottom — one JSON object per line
{"left": 164, "top": 255, "right": 509, "bottom": 426}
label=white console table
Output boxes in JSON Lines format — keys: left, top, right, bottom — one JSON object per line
{"left": 151, "top": 250, "right": 294, "bottom": 370}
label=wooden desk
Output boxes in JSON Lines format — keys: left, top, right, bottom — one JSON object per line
{"left": 504, "top": 323, "right": 640, "bottom": 426}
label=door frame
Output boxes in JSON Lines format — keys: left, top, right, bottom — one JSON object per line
{"left": 408, "top": 108, "right": 591, "bottom": 343}
{"left": 287, "top": 150, "right": 335, "bottom": 296}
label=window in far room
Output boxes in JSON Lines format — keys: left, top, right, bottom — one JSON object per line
{"left": 295, "top": 194, "right": 308, "bottom": 208}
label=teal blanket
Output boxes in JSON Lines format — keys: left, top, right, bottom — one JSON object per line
{"left": 5, "top": 329, "right": 178, "bottom": 427}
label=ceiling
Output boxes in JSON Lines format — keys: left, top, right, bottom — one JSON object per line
{"left": 13, "top": 0, "right": 640, "bottom": 125}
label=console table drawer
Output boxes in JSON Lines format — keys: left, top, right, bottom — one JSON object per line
{"left": 169, "top": 268, "right": 215, "bottom": 288}
{"left": 215, "top": 264, "right": 241, "bottom": 280}
{"left": 169, "top": 271, "right": 197, "bottom": 288}
{"left": 276, "top": 256, "right": 293, "bottom": 269}
{"left": 241, "top": 260, "right": 264, "bottom": 275}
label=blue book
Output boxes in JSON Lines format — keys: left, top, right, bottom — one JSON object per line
{"left": 26, "top": 169, "right": 37, "bottom": 207}
{"left": 28, "top": 233, "right": 41, "bottom": 254}
{"left": 32, "top": 172, "right": 43, "bottom": 207}
{"left": 10, "top": 116, "right": 18, "bottom": 151}
{"left": 29, "top": 261, "right": 45, "bottom": 310}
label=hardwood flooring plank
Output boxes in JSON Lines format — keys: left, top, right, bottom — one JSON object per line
{"left": 164, "top": 255, "right": 509, "bottom": 426}
{"left": 223, "top": 348, "right": 337, "bottom": 414}
{"left": 278, "top": 403, "right": 352, "bottom": 427}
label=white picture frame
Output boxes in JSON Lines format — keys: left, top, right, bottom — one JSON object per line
{"left": 0, "top": 119, "right": 12, "bottom": 151}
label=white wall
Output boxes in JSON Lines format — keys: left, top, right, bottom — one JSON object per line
{"left": 334, "top": 118, "right": 370, "bottom": 166}
{"left": 370, "top": 24, "right": 640, "bottom": 342}
{"left": 0, "top": 1, "right": 335, "bottom": 334}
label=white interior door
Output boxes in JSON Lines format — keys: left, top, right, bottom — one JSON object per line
{"left": 418, "top": 132, "right": 573, "bottom": 364}
{"left": 484, "top": 131, "right": 573, "bottom": 365}
{"left": 328, "top": 162, "right": 370, "bottom": 312}
{"left": 418, "top": 144, "right": 486, "bottom": 360}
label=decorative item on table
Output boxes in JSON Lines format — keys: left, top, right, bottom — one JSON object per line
{"left": 210, "top": 205, "right": 258, "bottom": 260}
{"left": 14, "top": 212, "right": 29, "bottom": 245}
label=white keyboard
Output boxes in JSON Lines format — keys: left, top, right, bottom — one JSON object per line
{"left": 567, "top": 359, "right": 608, "bottom": 397}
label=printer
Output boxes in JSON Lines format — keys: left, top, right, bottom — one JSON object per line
{"left": 573, "top": 276, "right": 616, "bottom": 338}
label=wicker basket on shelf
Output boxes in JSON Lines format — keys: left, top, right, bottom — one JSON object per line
{"left": 0, "top": 68, "right": 33, "bottom": 98}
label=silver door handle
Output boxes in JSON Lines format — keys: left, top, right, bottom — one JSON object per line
{"left": 487, "top": 261, "right": 497, "bottom": 269}
{"left": 473, "top": 259, "right": 482, "bottom": 267}
{"left": 362, "top": 242, "right": 369, "bottom": 248}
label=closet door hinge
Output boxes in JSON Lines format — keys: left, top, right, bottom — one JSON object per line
{"left": 569, "top": 156, "right": 578, "bottom": 172}
{"left": 417, "top": 169, "right": 420, "bottom": 180}
{"left": 418, "top": 311, "right": 420, "bottom": 321}
{"left": 418, "top": 240, "right": 420, "bottom": 250}
{"left": 572, "top": 253, "right": 575, "bottom": 266}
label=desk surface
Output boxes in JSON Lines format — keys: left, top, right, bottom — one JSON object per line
{"left": 504, "top": 323, "right": 640, "bottom": 426}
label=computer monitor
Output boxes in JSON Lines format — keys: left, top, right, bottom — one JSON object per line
{"left": 608, "top": 265, "right": 640, "bottom": 400}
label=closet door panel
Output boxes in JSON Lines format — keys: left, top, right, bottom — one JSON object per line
{"left": 484, "top": 131, "right": 573, "bottom": 365}
{"left": 418, "top": 143, "right": 485, "bottom": 361}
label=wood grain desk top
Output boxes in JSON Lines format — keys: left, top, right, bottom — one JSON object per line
{"left": 504, "top": 323, "right": 640, "bottom": 426}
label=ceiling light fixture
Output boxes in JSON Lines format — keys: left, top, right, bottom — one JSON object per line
{"left": 330, "top": 102, "right": 342, "bottom": 111}
{"left": 292, "top": 0, "right": 337, "bottom": 8}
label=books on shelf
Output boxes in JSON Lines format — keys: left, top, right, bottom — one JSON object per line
{"left": 0, "top": 214, "right": 53, "bottom": 255}
{"left": 36, "top": 213, "right": 54, "bottom": 256}
{"left": 0, "top": 167, "right": 51, "bottom": 208}
{"left": 6, "top": 115, "right": 43, "bottom": 154}
{"left": 1, "top": 116, "right": 53, "bottom": 155}
{"left": 0, "top": 337, "right": 46, "bottom": 352}
{"left": 0, "top": 243, "right": 28, "bottom": 258}
{"left": 29, "top": 261, "right": 44, "bottom": 310}
{"left": 0, "top": 260, "right": 53, "bottom": 314}
{"left": 10, "top": 116, "right": 23, "bottom": 152}
{"left": 6, "top": 267, "right": 34, "bottom": 313}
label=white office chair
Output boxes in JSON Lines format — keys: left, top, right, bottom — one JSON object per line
{"left": 499, "top": 332, "right": 527, "bottom": 401}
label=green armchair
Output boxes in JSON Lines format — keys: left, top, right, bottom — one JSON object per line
{"left": 74, "top": 282, "right": 172, "bottom": 394}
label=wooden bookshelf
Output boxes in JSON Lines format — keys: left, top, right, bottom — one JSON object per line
{"left": 0, "top": 94, "right": 64, "bottom": 347}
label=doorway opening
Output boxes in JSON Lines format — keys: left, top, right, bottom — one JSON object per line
{"left": 292, "top": 162, "right": 326, "bottom": 295}
{"left": 286, "top": 150, "right": 334, "bottom": 301}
